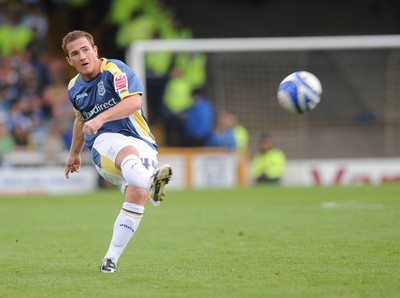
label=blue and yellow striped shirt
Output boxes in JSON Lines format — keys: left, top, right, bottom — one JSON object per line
{"left": 67, "top": 58, "right": 157, "bottom": 151}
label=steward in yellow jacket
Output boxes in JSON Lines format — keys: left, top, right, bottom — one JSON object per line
{"left": 251, "top": 133, "right": 286, "bottom": 184}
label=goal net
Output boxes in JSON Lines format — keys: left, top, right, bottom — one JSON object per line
{"left": 127, "top": 35, "right": 400, "bottom": 159}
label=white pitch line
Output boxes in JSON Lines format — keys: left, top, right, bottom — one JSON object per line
{"left": 320, "top": 201, "right": 385, "bottom": 209}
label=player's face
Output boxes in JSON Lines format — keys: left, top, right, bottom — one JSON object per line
{"left": 66, "top": 36, "right": 100, "bottom": 81}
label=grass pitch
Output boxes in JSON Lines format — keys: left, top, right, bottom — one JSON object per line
{"left": 0, "top": 185, "right": 399, "bottom": 298}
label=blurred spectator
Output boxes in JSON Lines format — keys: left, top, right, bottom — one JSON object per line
{"left": 6, "top": 98, "right": 34, "bottom": 150}
{"left": 0, "top": 0, "right": 94, "bottom": 155}
{"left": 145, "top": 32, "right": 173, "bottom": 80}
{"left": 162, "top": 67, "right": 193, "bottom": 114}
{"left": 146, "top": 0, "right": 176, "bottom": 39}
{"left": 11, "top": 123, "right": 30, "bottom": 149}
{"left": 145, "top": 32, "right": 173, "bottom": 123}
{"left": 42, "top": 57, "right": 75, "bottom": 147}
{"left": 232, "top": 116, "right": 249, "bottom": 151}
{"left": 0, "top": 111, "right": 15, "bottom": 157}
{"left": 206, "top": 110, "right": 248, "bottom": 150}
{"left": 184, "top": 88, "right": 214, "bottom": 147}
{"left": 42, "top": 58, "right": 70, "bottom": 117}
{"left": 159, "top": 13, "right": 192, "bottom": 40}
{"left": 21, "top": 3, "right": 48, "bottom": 40}
{"left": 175, "top": 52, "right": 207, "bottom": 90}
{"left": 42, "top": 120, "right": 66, "bottom": 164}
{"left": 26, "top": 26, "right": 48, "bottom": 63}
{"left": 115, "top": 9, "right": 157, "bottom": 49}
{"left": 251, "top": 133, "right": 286, "bottom": 184}
{"left": 108, "top": 0, "right": 142, "bottom": 25}
{"left": 17, "top": 52, "right": 43, "bottom": 98}
{"left": 112, "top": 0, "right": 179, "bottom": 49}
{"left": 0, "top": 56, "right": 20, "bottom": 111}
{"left": 19, "top": 94, "right": 45, "bottom": 132}
{"left": 162, "top": 66, "right": 193, "bottom": 146}
{"left": 0, "top": 5, "right": 32, "bottom": 56}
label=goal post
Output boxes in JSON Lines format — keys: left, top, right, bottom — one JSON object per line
{"left": 127, "top": 35, "right": 400, "bottom": 159}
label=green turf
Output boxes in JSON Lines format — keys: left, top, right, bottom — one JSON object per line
{"left": 0, "top": 185, "right": 399, "bottom": 298}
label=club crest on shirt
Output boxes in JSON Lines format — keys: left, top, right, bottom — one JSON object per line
{"left": 114, "top": 73, "right": 128, "bottom": 93}
{"left": 97, "top": 81, "right": 106, "bottom": 96}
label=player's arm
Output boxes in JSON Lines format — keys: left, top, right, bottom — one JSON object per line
{"left": 65, "top": 117, "right": 86, "bottom": 179}
{"left": 82, "top": 94, "right": 142, "bottom": 135}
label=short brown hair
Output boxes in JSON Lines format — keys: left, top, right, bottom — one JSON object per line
{"left": 61, "top": 30, "right": 95, "bottom": 55}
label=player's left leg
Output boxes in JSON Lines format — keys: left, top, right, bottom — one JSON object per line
{"left": 100, "top": 137, "right": 160, "bottom": 272}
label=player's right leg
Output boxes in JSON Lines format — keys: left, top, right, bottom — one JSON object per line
{"left": 115, "top": 136, "right": 172, "bottom": 206}
{"left": 149, "top": 164, "right": 173, "bottom": 204}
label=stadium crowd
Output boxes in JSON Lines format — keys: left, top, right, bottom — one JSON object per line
{"left": 0, "top": 0, "right": 74, "bottom": 156}
{"left": 0, "top": 0, "right": 249, "bottom": 161}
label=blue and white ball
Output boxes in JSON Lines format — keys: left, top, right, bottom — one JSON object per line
{"left": 277, "top": 71, "right": 322, "bottom": 114}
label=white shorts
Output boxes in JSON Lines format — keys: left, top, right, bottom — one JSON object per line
{"left": 91, "top": 133, "right": 158, "bottom": 188}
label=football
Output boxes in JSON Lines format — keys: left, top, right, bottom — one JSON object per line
{"left": 277, "top": 71, "right": 322, "bottom": 114}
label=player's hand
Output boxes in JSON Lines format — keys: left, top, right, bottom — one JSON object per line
{"left": 83, "top": 118, "right": 103, "bottom": 135}
{"left": 65, "top": 155, "right": 81, "bottom": 179}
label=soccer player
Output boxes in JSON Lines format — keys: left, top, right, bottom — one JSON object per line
{"left": 62, "top": 30, "right": 172, "bottom": 273}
